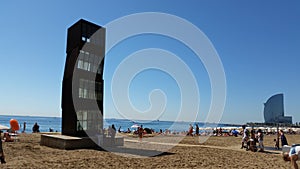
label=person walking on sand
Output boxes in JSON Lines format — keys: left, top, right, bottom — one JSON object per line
{"left": 0, "top": 132, "right": 6, "bottom": 164}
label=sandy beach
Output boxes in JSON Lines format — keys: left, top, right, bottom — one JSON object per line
{"left": 1, "top": 133, "right": 299, "bottom": 168}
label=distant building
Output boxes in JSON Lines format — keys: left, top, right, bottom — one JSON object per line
{"left": 264, "top": 93, "right": 292, "bottom": 124}
{"left": 61, "top": 19, "right": 105, "bottom": 137}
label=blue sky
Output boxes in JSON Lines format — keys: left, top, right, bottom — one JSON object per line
{"left": 0, "top": 1, "right": 299, "bottom": 124}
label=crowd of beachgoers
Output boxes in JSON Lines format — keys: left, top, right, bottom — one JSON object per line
{"left": 2, "top": 122, "right": 300, "bottom": 168}
{"left": 105, "top": 123, "right": 300, "bottom": 138}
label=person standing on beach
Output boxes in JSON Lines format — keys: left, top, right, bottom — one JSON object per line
{"left": 23, "top": 122, "right": 26, "bottom": 133}
{"left": 257, "top": 129, "right": 264, "bottom": 152}
{"left": 111, "top": 124, "right": 116, "bottom": 137}
{"left": 110, "top": 124, "right": 116, "bottom": 145}
{"left": 188, "top": 124, "right": 193, "bottom": 136}
{"left": 248, "top": 129, "right": 257, "bottom": 152}
{"left": 219, "top": 127, "right": 223, "bottom": 136}
{"left": 0, "top": 131, "right": 6, "bottom": 164}
{"left": 195, "top": 124, "right": 199, "bottom": 136}
{"left": 138, "top": 125, "right": 144, "bottom": 142}
{"left": 280, "top": 130, "right": 288, "bottom": 147}
{"left": 241, "top": 125, "right": 249, "bottom": 149}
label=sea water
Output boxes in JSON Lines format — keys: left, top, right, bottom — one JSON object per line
{"left": 103, "top": 119, "right": 241, "bottom": 133}
{"left": 0, "top": 115, "right": 241, "bottom": 133}
{"left": 0, "top": 115, "right": 61, "bottom": 133}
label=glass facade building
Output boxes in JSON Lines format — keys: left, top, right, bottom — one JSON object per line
{"left": 264, "top": 93, "right": 292, "bottom": 124}
{"left": 61, "top": 19, "right": 105, "bottom": 137}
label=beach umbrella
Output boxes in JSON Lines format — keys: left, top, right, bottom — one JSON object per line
{"left": 131, "top": 124, "right": 140, "bottom": 128}
{"left": 0, "top": 124, "right": 10, "bottom": 130}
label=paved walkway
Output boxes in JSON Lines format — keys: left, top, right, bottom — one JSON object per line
{"left": 124, "top": 139, "right": 282, "bottom": 154}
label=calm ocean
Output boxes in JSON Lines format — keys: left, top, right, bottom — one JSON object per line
{"left": 104, "top": 119, "right": 241, "bottom": 133}
{"left": 0, "top": 115, "right": 61, "bottom": 132}
{"left": 0, "top": 115, "right": 241, "bottom": 133}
